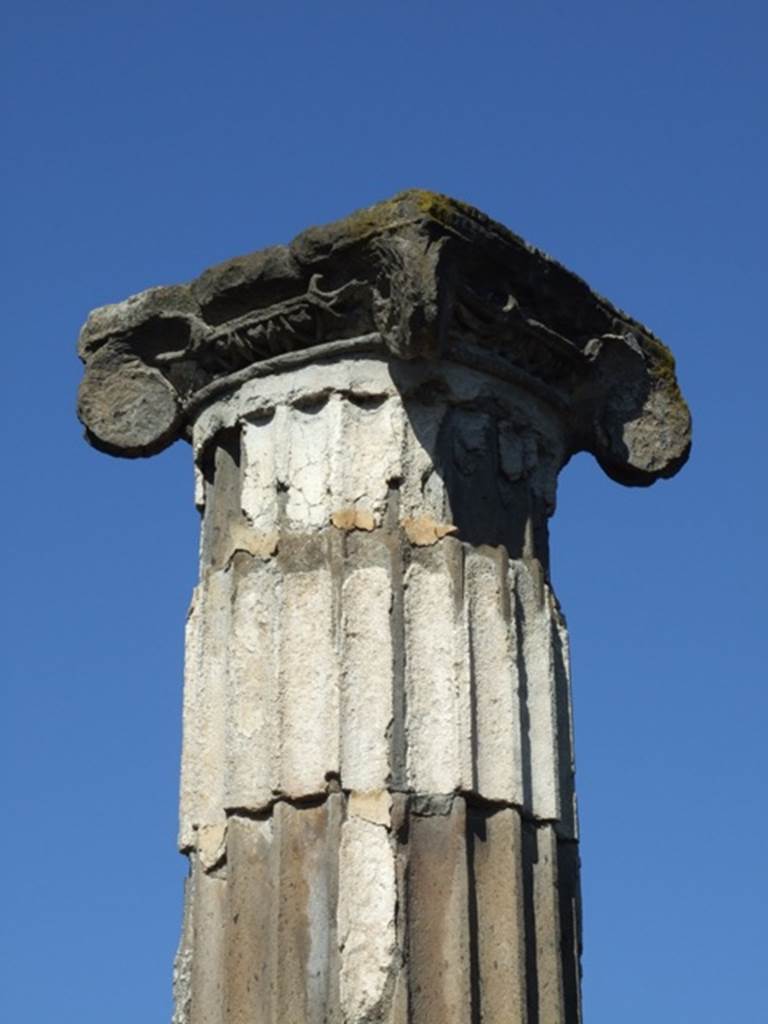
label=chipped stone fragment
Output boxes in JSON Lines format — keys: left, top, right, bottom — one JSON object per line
{"left": 331, "top": 508, "right": 376, "bottom": 532}
{"left": 197, "top": 823, "right": 227, "bottom": 873}
{"left": 348, "top": 790, "right": 392, "bottom": 827}
{"left": 401, "top": 515, "right": 458, "bottom": 546}
{"left": 226, "top": 522, "right": 278, "bottom": 560}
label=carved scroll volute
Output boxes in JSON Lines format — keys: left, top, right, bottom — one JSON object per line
{"left": 76, "top": 286, "right": 202, "bottom": 458}
{"left": 577, "top": 332, "right": 691, "bottom": 486}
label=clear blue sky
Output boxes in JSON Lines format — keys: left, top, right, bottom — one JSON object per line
{"left": 2, "top": 2, "right": 766, "bottom": 1020}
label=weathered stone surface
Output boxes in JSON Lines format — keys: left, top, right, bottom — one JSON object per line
{"left": 338, "top": 810, "right": 398, "bottom": 1021}
{"left": 340, "top": 567, "right": 393, "bottom": 792}
{"left": 77, "top": 190, "right": 690, "bottom": 486}
{"left": 176, "top": 372, "right": 581, "bottom": 849}
{"left": 189, "top": 864, "right": 227, "bottom": 1024}
{"left": 470, "top": 806, "right": 527, "bottom": 1022}
{"left": 177, "top": 795, "right": 583, "bottom": 1023}
{"left": 76, "top": 194, "right": 689, "bottom": 1024}
{"left": 76, "top": 345, "right": 181, "bottom": 457}
{"left": 466, "top": 547, "right": 524, "bottom": 805}
{"left": 169, "top": 369, "right": 588, "bottom": 1019}
{"left": 178, "top": 569, "right": 231, "bottom": 849}
{"left": 223, "top": 817, "right": 275, "bottom": 1023}
{"left": 408, "top": 798, "right": 473, "bottom": 1021}
{"left": 193, "top": 357, "right": 566, "bottom": 565}
{"left": 279, "top": 564, "right": 339, "bottom": 797}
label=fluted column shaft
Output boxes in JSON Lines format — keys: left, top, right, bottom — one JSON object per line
{"left": 173, "top": 356, "right": 581, "bottom": 1024}
{"left": 75, "top": 191, "right": 690, "bottom": 1024}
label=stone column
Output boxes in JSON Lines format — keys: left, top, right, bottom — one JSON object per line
{"left": 76, "top": 191, "right": 690, "bottom": 1024}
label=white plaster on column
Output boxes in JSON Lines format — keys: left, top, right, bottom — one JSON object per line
{"left": 515, "top": 563, "right": 561, "bottom": 822}
{"left": 341, "top": 566, "right": 393, "bottom": 791}
{"left": 225, "top": 559, "right": 279, "bottom": 810}
{"left": 404, "top": 558, "right": 467, "bottom": 794}
{"left": 241, "top": 416, "right": 278, "bottom": 531}
{"left": 278, "top": 567, "right": 339, "bottom": 797}
{"left": 338, "top": 813, "right": 397, "bottom": 1023}
{"left": 179, "top": 570, "right": 231, "bottom": 845}
{"left": 335, "top": 396, "right": 403, "bottom": 525}
{"left": 466, "top": 549, "right": 524, "bottom": 804}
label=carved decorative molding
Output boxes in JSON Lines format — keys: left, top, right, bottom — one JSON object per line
{"left": 77, "top": 189, "right": 690, "bottom": 485}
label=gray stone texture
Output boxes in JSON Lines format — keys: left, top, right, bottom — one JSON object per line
{"left": 77, "top": 189, "right": 690, "bottom": 483}
{"left": 77, "top": 192, "right": 690, "bottom": 1023}
{"left": 173, "top": 797, "right": 579, "bottom": 1024}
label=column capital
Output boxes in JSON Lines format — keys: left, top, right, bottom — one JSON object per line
{"left": 77, "top": 189, "right": 690, "bottom": 485}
